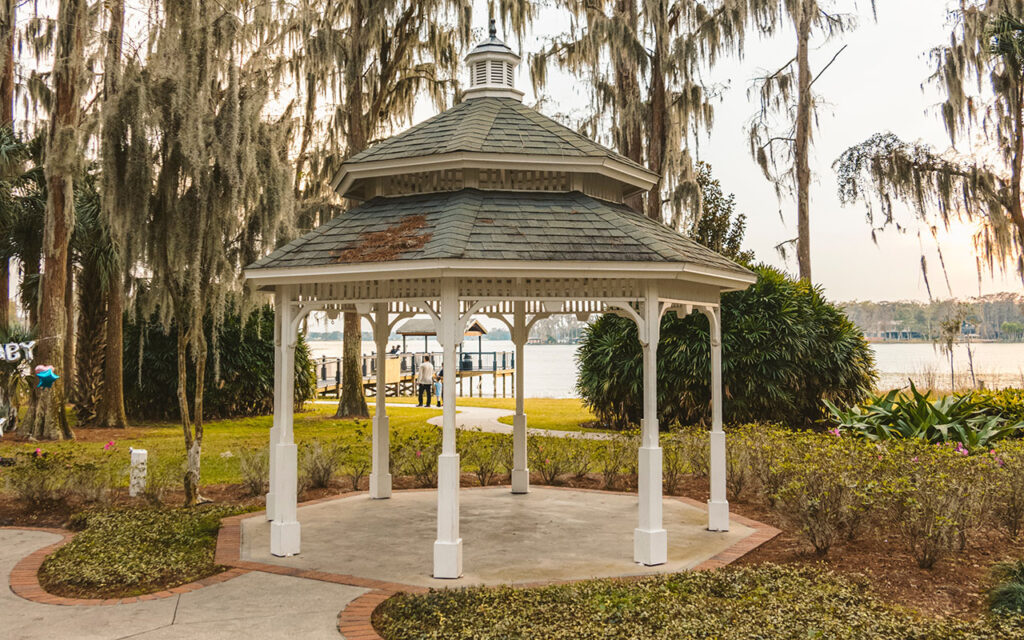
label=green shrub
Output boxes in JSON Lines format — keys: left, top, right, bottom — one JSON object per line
{"left": 886, "top": 443, "right": 991, "bottom": 569}
{"left": 39, "top": 506, "right": 245, "bottom": 598}
{"left": 967, "top": 388, "right": 1024, "bottom": 422}
{"left": 459, "top": 430, "right": 506, "bottom": 486}
{"left": 392, "top": 429, "right": 441, "bottom": 487}
{"left": 123, "top": 305, "right": 316, "bottom": 421}
{"left": 576, "top": 265, "right": 876, "bottom": 429}
{"left": 4, "top": 451, "right": 74, "bottom": 508}
{"left": 374, "top": 563, "right": 1024, "bottom": 640}
{"left": 770, "top": 436, "right": 879, "bottom": 554}
{"left": 990, "top": 560, "right": 1024, "bottom": 615}
{"left": 300, "top": 439, "right": 343, "bottom": 490}
{"left": 142, "top": 452, "right": 185, "bottom": 506}
{"left": 661, "top": 432, "right": 688, "bottom": 494}
{"left": 828, "top": 383, "right": 1024, "bottom": 449}
{"left": 991, "top": 442, "right": 1024, "bottom": 538}
{"left": 529, "top": 437, "right": 573, "bottom": 485}
{"left": 238, "top": 447, "right": 269, "bottom": 497}
{"left": 340, "top": 428, "right": 371, "bottom": 490}
{"left": 596, "top": 432, "right": 636, "bottom": 489}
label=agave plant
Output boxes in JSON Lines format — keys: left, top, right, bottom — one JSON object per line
{"left": 826, "top": 382, "right": 1024, "bottom": 450}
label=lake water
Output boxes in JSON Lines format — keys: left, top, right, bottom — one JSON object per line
{"left": 308, "top": 340, "right": 1024, "bottom": 398}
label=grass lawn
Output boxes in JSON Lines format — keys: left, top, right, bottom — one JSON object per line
{"left": 386, "top": 396, "right": 597, "bottom": 431}
{"left": 375, "top": 564, "right": 1024, "bottom": 640}
{"left": 0, "top": 403, "right": 441, "bottom": 486}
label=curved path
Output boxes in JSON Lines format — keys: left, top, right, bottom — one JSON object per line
{"left": 1, "top": 528, "right": 365, "bottom": 639}
{"left": 314, "top": 399, "right": 610, "bottom": 440}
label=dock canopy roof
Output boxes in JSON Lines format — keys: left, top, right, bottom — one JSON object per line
{"left": 397, "top": 318, "right": 487, "bottom": 337}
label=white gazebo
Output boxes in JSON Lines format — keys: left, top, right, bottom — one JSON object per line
{"left": 244, "top": 23, "right": 755, "bottom": 579}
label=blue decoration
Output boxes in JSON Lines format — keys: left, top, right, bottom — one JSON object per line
{"left": 36, "top": 368, "right": 59, "bottom": 389}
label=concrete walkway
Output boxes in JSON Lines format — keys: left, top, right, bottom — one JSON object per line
{"left": 314, "top": 399, "right": 611, "bottom": 440}
{"left": 1, "top": 529, "right": 364, "bottom": 639}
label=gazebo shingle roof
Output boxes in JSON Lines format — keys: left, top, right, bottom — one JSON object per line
{"left": 249, "top": 189, "right": 753, "bottom": 277}
{"left": 345, "top": 97, "right": 650, "bottom": 174}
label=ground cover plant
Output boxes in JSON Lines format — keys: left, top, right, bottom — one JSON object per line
{"left": 38, "top": 505, "right": 251, "bottom": 598}
{"left": 374, "top": 564, "right": 1024, "bottom": 639}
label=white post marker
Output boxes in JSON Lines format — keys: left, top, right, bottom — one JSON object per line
{"left": 370, "top": 302, "right": 392, "bottom": 498}
{"left": 129, "top": 448, "right": 148, "bottom": 497}
{"left": 433, "top": 279, "right": 462, "bottom": 578}
{"left": 634, "top": 283, "right": 667, "bottom": 566}
{"left": 270, "top": 286, "right": 301, "bottom": 556}
{"left": 702, "top": 303, "right": 729, "bottom": 532}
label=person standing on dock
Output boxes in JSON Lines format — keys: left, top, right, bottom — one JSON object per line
{"left": 416, "top": 356, "right": 435, "bottom": 407}
{"left": 435, "top": 367, "right": 443, "bottom": 407}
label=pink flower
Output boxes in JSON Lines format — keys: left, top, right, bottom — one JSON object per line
{"left": 415, "top": 450, "right": 422, "bottom": 458}
{"left": 911, "top": 456, "right": 918, "bottom": 463}
{"left": 103, "top": 441, "right": 115, "bottom": 451}
{"left": 545, "top": 458, "right": 551, "bottom": 465}
{"left": 33, "top": 448, "right": 41, "bottom": 457}
{"left": 828, "top": 427, "right": 840, "bottom": 437}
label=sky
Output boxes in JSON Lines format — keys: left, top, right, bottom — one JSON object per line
{"left": 407, "top": 0, "right": 1024, "bottom": 303}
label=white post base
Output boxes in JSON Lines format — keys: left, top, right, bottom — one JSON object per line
{"left": 433, "top": 539, "right": 463, "bottom": 579}
{"left": 370, "top": 414, "right": 391, "bottom": 498}
{"left": 369, "top": 473, "right": 392, "bottom": 499}
{"left": 633, "top": 527, "right": 667, "bottom": 566}
{"left": 270, "top": 520, "right": 301, "bottom": 557}
{"left": 434, "top": 453, "right": 462, "bottom": 579}
{"left": 129, "top": 449, "right": 148, "bottom": 498}
{"left": 268, "top": 443, "right": 297, "bottom": 521}
{"left": 708, "top": 500, "right": 730, "bottom": 532}
{"left": 511, "top": 469, "right": 530, "bottom": 494}
{"left": 511, "top": 413, "right": 528, "bottom": 494}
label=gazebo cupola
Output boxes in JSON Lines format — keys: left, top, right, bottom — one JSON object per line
{"left": 463, "top": 19, "right": 523, "bottom": 101}
{"left": 246, "top": 27, "right": 756, "bottom": 582}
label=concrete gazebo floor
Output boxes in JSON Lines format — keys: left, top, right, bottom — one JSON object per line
{"left": 237, "top": 487, "right": 767, "bottom": 589}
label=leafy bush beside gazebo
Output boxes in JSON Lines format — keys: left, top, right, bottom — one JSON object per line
{"left": 577, "top": 265, "right": 876, "bottom": 428}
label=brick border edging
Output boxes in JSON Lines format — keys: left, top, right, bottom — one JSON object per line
{"left": 4, "top": 525, "right": 249, "bottom": 606}
{"left": 214, "top": 486, "right": 781, "bottom": 639}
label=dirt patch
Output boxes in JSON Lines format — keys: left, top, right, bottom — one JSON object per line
{"left": 334, "top": 215, "right": 432, "bottom": 263}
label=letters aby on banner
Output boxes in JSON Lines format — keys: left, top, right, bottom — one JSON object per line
{"left": 0, "top": 341, "right": 35, "bottom": 362}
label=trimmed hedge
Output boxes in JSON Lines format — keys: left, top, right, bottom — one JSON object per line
{"left": 375, "top": 564, "right": 1024, "bottom": 639}
{"left": 123, "top": 305, "right": 316, "bottom": 420}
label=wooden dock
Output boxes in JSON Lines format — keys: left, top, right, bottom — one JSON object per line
{"left": 315, "top": 351, "right": 516, "bottom": 399}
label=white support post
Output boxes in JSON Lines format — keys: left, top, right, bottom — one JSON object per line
{"left": 266, "top": 289, "right": 283, "bottom": 521}
{"left": 702, "top": 303, "right": 729, "bottom": 532}
{"left": 434, "top": 280, "right": 462, "bottom": 578}
{"left": 270, "top": 287, "right": 300, "bottom": 557}
{"left": 511, "top": 301, "right": 529, "bottom": 494}
{"left": 370, "top": 303, "right": 392, "bottom": 498}
{"left": 635, "top": 283, "right": 667, "bottom": 566}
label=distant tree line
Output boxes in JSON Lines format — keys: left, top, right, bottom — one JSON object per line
{"left": 842, "top": 294, "right": 1024, "bottom": 342}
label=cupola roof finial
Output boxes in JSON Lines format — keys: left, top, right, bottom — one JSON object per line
{"left": 463, "top": 17, "right": 523, "bottom": 102}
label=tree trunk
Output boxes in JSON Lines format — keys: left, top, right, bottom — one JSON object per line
{"left": 100, "top": 271, "right": 127, "bottom": 427}
{"left": 645, "top": 1, "right": 667, "bottom": 222}
{"left": 73, "top": 259, "right": 106, "bottom": 426}
{"left": 186, "top": 327, "right": 207, "bottom": 505}
{"left": 1009, "top": 64, "right": 1024, "bottom": 255}
{"left": 176, "top": 325, "right": 198, "bottom": 504}
{"left": 27, "top": 0, "right": 86, "bottom": 441}
{"left": 794, "top": 4, "right": 813, "bottom": 283}
{"left": 98, "top": 0, "right": 127, "bottom": 430}
{"left": 336, "top": 311, "right": 368, "bottom": 417}
{"left": 614, "top": 0, "right": 644, "bottom": 212}
{"left": 0, "top": 0, "right": 13, "bottom": 330}
{"left": 336, "top": 3, "right": 369, "bottom": 419}
{"left": 63, "top": 256, "right": 75, "bottom": 394}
